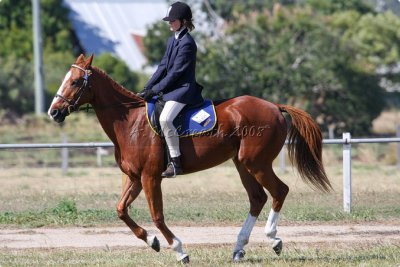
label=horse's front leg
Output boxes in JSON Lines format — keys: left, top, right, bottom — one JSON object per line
{"left": 116, "top": 175, "right": 159, "bottom": 251}
{"left": 142, "top": 175, "right": 189, "bottom": 264}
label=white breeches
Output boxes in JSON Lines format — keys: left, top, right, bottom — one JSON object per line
{"left": 159, "top": 101, "right": 186, "bottom": 158}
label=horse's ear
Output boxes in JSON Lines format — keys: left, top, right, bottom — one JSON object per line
{"left": 76, "top": 54, "right": 85, "bottom": 64}
{"left": 85, "top": 54, "right": 94, "bottom": 67}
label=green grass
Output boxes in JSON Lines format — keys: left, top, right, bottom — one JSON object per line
{"left": 0, "top": 160, "right": 399, "bottom": 227}
{"left": 1, "top": 188, "right": 399, "bottom": 227}
{"left": 0, "top": 244, "right": 399, "bottom": 266}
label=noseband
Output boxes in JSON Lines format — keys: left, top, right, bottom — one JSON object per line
{"left": 56, "top": 64, "right": 92, "bottom": 114}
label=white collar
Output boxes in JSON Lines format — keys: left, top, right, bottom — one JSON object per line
{"left": 175, "top": 27, "right": 187, "bottom": 40}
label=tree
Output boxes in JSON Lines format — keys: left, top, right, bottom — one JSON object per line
{"left": 0, "top": 0, "right": 81, "bottom": 115}
{"left": 94, "top": 53, "right": 140, "bottom": 92}
{"left": 0, "top": 0, "right": 139, "bottom": 115}
{"left": 142, "top": 21, "right": 171, "bottom": 65}
{"left": 43, "top": 50, "right": 76, "bottom": 97}
{"left": 0, "top": 55, "right": 34, "bottom": 116}
{"left": 304, "top": 0, "right": 374, "bottom": 15}
{"left": 201, "top": 0, "right": 296, "bottom": 22}
{"left": 137, "top": 2, "right": 400, "bottom": 135}
{"left": 0, "top": 0, "right": 81, "bottom": 59}
{"left": 329, "top": 10, "right": 400, "bottom": 107}
{"left": 196, "top": 6, "right": 386, "bottom": 136}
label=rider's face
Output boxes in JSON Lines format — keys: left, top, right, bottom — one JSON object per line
{"left": 169, "top": 20, "right": 182, "bottom": 32}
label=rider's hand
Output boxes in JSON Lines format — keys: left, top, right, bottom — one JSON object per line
{"left": 137, "top": 90, "right": 146, "bottom": 98}
{"left": 140, "top": 89, "right": 156, "bottom": 101}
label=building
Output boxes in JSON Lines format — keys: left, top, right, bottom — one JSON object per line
{"left": 63, "top": 0, "right": 168, "bottom": 73}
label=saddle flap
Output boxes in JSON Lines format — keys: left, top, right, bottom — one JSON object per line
{"left": 146, "top": 98, "right": 216, "bottom": 137}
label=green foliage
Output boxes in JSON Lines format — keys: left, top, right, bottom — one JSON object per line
{"left": 0, "top": 55, "right": 34, "bottom": 115}
{"left": 201, "top": 0, "right": 275, "bottom": 21}
{"left": 0, "top": 0, "right": 81, "bottom": 115}
{"left": 41, "top": 0, "right": 80, "bottom": 53}
{"left": 334, "top": 11, "right": 400, "bottom": 67}
{"left": 52, "top": 198, "right": 78, "bottom": 222}
{"left": 201, "top": 0, "right": 373, "bottom": 21}
{"left": 44, "top": 50, "right": 76, "bottom": 98}
{"left": 0, "top": 0, "right": 80, "bottom": 59}
{"left": 321, "top": 67, "right": 385, "bottom": 135}
{"left": 305, "top": 0, "right": 374, "bottom": 15}
{"left": 143, "top": 21, "right": 171, "bottom": 65}
{"left": 195, "top": 5, "right": 390, "bottom": 135}
{"left": 182, "top": 1, "right": 399, "bottom": 135}
{"left": 93, "top": 53, "right": 140, "bottom": 92}
{"left": 0, "top": 0, "right": 139, "bottom": 115}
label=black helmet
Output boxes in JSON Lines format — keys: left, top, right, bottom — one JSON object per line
{"left": 163, "top": 2, "right": 192, "bottom": 22}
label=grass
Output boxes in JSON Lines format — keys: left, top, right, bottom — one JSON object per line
{"left": 0, "top": 161, "right": 399, "bottom": 227}
{"left": 0, "top": 243, "right": 399, "bottom": 266}
{"left": 1, "top": 191, "right": 398, "bottom": 228}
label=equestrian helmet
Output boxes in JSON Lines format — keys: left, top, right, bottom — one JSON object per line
{"left": 163, "top": 2, "right": 192, "bottom": 22}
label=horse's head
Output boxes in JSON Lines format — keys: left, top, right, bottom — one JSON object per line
{"left": 48, "top": 54, "right": 94, "bottom": 123}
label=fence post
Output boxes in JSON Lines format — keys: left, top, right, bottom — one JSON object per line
{"left": 279, "top": 145, "right": 286, "bottom": 173}
{"left": 343, "top": 132, "right": 352, "bottom": 213}
{"left": 96, "top": 147, "right": 108, "bottom": 167}
{"left": 397, "top": 125, "right": 400, "bottom": 169}
{"left": 61, "top": 133, "right": 69, "bottom": 175}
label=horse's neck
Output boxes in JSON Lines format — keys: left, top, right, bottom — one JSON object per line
{"left": 90, "top": 68, "right": 145, "bottom": 143}
{"left": 91, "top": 67, "right": 143, "bottom": 106}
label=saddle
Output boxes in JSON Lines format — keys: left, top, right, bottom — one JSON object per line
{"left": 145, "top": 97, "right": 217, "bottom": 137}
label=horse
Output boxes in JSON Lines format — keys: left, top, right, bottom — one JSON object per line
{"left": 48, "top": 54, "right": 332, "bottom": 264}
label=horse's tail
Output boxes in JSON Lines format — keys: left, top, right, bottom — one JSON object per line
{"left": 276, "top": 104, "right": 332, "bottom": 192}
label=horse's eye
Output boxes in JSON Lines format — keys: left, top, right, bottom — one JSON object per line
{"left": 71, "top": 79, "right": 79, "bottom": 87}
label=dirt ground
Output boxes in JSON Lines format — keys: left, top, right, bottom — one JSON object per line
{"left": 1, "top": 223, "right": 399, "bottom": 249}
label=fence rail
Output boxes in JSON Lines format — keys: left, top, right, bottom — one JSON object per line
{"left": 1, "top": 133, "right": 399, "bottom": 213}
{"left": 0, "top": 142, "right": 114, "bottom": 149}
{"left": 1, "top": 138, "right": 399, "bottom": 149}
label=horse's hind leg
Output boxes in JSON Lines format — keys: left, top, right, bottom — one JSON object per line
{"left": 232, "top": 158, "right": 268, "bottom": 262}
{"left": 116, "top": 176, "right": 159, "bottom": 251}
{"left": 250, "top": 164, "right": 289, "bottom": 255}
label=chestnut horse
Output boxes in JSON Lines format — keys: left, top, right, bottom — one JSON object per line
{"left": 48, "top": 55, "right": 331, "bottom": 264}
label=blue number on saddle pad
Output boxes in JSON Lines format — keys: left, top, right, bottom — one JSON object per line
{"left": 146, "top": 99, "right": 217, "bottom": 137}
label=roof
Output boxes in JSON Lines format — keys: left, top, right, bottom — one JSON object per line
{"left": 63, "top": 0, "right": 168, "bottom": 73}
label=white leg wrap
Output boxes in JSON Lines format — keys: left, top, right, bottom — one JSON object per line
{"left": 265, "top": 209, "right": 280, "bottom": 244}
{"left": 172, "top": 237, "right": 188, "bottom": 261}
{"left": 146, "top": 235, "right": 156, "bottom": 246}
{"left": 234, "top": 214, "right": 257, "bottom": 252}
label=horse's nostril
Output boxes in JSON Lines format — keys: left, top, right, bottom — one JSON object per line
{"left": 50, "top": 109, "right": 59, "bottom": 117}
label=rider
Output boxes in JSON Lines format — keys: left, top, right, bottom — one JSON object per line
{"left": 139, "top": 1, "right": 204, "bottom": 178}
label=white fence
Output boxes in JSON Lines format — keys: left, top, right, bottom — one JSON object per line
{"left": 323, "top": 133, "right": 400, "bottom": 213}
{"left": 1, "top": 133, "right": 400, "bottom": 213}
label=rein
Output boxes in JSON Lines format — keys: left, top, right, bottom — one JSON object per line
{"left": 78, "top": 100, "right": 145, "bottom": 113}
{"left": 56, "top": 64, "right": 92, "bottom": 114}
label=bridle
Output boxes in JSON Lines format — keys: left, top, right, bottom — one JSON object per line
{"left": 55, "top": 64, "right": 92, "bottom": 114}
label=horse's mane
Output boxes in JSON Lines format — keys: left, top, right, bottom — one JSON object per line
{"left": 92, "top": 66, "right": 145, "bottom": 107}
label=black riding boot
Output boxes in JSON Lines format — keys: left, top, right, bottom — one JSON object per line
{"left": 162, "top": 156, "right": 183, "bottom": 178}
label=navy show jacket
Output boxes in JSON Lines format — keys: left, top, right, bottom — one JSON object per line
{"left": 144, "top": 29, "right": 204, "bottom": 105}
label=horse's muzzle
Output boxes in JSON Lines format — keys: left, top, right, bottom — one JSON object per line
{"left": 49, "top": 108, "right": 68, "bottom": 123}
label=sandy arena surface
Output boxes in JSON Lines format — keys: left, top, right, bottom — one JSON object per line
{"left": 1, "top": 223, "right": 399, "bottom": 249}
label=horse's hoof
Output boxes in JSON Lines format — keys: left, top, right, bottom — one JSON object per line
{"left": 151, "top": 236, "right": 160, "bottom": 252}
{"left": 272, "top": 239, "right": 282, "bottom": 255}
{"left": 232, "top": 249, "right": 246, "bottom": 262}
{"left": 180, "top": 255, "right": 190, "bottom": 264}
